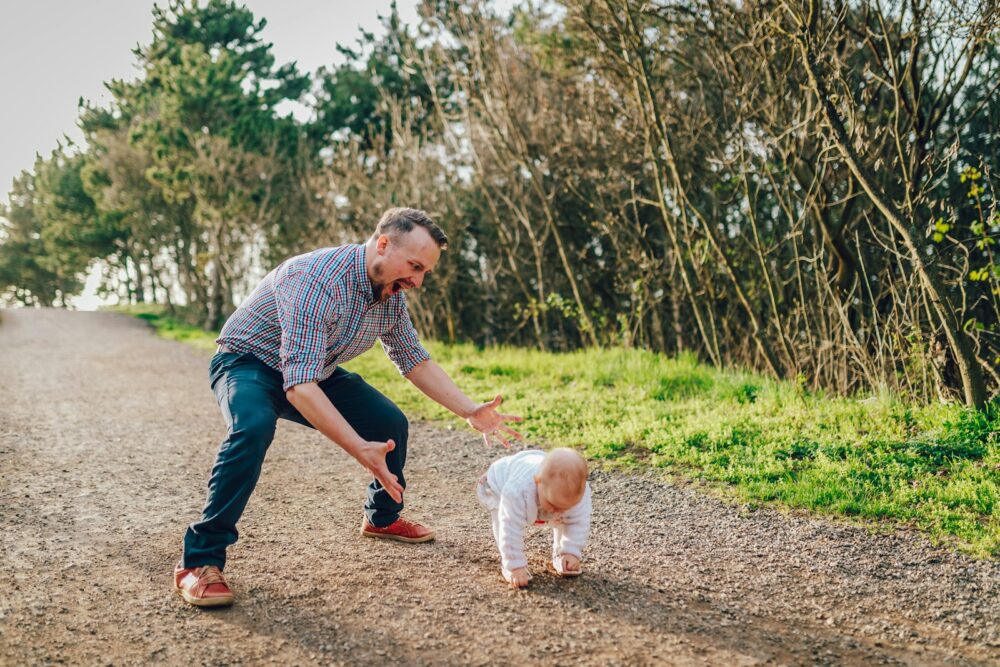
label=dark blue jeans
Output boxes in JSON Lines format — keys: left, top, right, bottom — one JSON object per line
{"left": 182, "top": 351, "right": 409, "bottom": 569}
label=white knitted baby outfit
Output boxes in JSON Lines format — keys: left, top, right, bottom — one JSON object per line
{"left": 476, "top": 449, "right": 592, "bottom": 581}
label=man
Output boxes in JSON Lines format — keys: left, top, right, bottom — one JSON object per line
{"left": 174, "top": 207, "right": 523, "bottom": 607}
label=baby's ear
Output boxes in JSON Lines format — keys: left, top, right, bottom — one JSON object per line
{"left": 533, "top": 474, "right": 541, "bottom": 484}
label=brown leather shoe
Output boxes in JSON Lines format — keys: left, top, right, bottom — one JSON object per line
{"left": 174, "top": 562, "right": 235, "bottom": 607}
{"left": 360, "top": 516, "right": 436, "bottom": 543}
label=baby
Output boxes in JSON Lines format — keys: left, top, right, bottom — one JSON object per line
{"left": 476, "top": 447, "right": 592, "bottom": 588}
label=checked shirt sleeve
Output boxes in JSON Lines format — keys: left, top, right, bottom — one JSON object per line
{"left": 273, "top": 269, "right": 337, "bottom": 391}
{"left": 379, "top": 297, "right": 430, "bottom": 376}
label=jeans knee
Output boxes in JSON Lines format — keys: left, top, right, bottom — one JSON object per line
{"left": 230, "top": 415, "right": 276, "bottom": 459}
{"left": 384, "top": 407, "right": 408, "bottom": 442}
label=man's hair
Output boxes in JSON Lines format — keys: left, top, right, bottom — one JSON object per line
{"left": 374, "top": 207, "right": 448, "bottom": 250}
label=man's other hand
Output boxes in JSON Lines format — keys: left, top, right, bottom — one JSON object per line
{"left": 354, "top": 439, "right": 404, "bottom": 502}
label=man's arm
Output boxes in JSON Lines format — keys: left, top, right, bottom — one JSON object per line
{"left": 405, "top": 359, "right": 524, "bottom": 447}
{"left": 286, "top": 382, "right": 404, "bottom": 502}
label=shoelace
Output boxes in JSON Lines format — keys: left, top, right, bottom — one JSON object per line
{"left": 197, "top": 566, "right": 227, "bottom": 586}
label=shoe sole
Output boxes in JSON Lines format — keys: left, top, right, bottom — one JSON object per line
{"left": 174, "top": 586, "right": 235, "bottom": 607}
{"left": 360, "top": 528, "right": 436, "bottom": 543}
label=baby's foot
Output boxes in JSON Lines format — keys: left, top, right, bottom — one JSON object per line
{"left": 552, "top": 555, "right": 582, "bottom": 577}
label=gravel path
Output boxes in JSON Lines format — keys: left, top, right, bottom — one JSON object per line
{"left": 0, "top": 308, "right": 997, "bottom": 666}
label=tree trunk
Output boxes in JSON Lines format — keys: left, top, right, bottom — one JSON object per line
{"left": 795, "top": 34, "right": 987, "bottom": 408}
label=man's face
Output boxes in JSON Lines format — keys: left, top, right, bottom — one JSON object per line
{"left": 370, "top": 227, "right": 442, "bottom": 301}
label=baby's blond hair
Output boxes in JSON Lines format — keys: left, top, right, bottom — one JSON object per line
{"left": 538, "top": 448, "right": 588, "bottom": 502}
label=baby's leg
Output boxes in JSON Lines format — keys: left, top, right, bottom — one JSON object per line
{"left": 476, "top": 475, "right": 511, "bottom": 581}
{"left": 491, "top": 510, "right": 513, "bottom": 582}
{"left": 477, "top": 477, "right": 522, "bottom": 583}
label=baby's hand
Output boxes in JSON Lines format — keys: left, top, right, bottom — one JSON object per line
{"left": 508, "top": 567, "right": 531, "bottom": 589}
{"left": 556, "top": 554, "right": 581, "bottom": 576}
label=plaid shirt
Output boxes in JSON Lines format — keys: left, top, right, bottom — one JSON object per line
{"left": 217, "top": 244, "right": 430, "bottom": 391}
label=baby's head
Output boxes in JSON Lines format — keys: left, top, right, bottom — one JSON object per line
{"left": 534, "top": 448, "right": 588, "bottom": 513}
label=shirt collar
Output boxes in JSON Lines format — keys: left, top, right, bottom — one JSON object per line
{"left": 353, "top": 243, "right": 376, "bottom": 304}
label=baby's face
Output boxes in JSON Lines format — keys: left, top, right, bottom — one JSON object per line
{"left": 536, "top": 478, "right": 584, "bottom": 513}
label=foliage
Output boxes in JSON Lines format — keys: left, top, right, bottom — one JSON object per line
{"left": 308, "top": 2, "right": 449, "bottom": 149}
{"left": 0, "top": 148, "right": 100, "bottom": 306}
{"left": 0, "top": 170, "right": 64, "bottom": 306}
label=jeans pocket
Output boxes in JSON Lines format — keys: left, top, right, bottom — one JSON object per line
{"left": 208, "top": 352, "right": 227, "bottom": 386}
{"left": 209, "top": 351, "right": 250, "bottom": 388}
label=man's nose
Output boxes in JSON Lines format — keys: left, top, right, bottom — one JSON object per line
{"left": 411, "top": 273, "right": 424, "bottom": 288}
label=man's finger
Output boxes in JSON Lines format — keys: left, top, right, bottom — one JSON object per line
{"left": 385, "top": 438, "right": 396, "bottom": 453}
{"left": 490, "top": 394, "right": 503, "bottom": 407}
{"left": 482, "top": 433, "right": 490, "bottom": 448}
{"left": 378, "top": 470, "right": 403, "bottom": 502}
{"left": 378, "top": 479, "right": 401, "bottom": 503}
{"left": 498, "top": 413, "right": 523, "bottom": 422}
{"left": 497, "top": 433, "right": 512, "bottom": 448}
{"left": 502, "top": 425, "right": 524, "bottom": 441}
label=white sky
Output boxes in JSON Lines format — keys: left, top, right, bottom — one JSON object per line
{"left": 0, "top": 0, "right": 425, "bottom": 206}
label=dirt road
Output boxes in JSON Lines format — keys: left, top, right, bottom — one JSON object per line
{"left": 0, "top": 308, "right": 997, "bottom": 666}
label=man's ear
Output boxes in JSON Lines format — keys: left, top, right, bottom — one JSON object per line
{"left": 376, "top": 234, "right": 390, "bottom": 255}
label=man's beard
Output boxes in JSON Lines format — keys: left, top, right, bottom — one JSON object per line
{"left": 370, "top": 264, "right": 401, "bottom": 302}
{"left": 371, "top": 279, "right": 389, "bottom": 302}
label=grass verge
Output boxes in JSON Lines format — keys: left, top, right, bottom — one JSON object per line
{"left": 114, "top": 304, "right": 1000, "bottom": 557}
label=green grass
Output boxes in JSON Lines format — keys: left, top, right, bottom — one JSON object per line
{"left": 115, "top": 304, "right": 1000, "bottom": 558}
{"left": 111, "top": 304, "right": 219, "bottom": 351}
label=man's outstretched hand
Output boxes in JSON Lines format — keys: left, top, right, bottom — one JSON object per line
{"left": 467, "top": 394, "right": 523, "bottom": 448}
{"left": 353, "top": 439, "right": 404, "bottom": 502}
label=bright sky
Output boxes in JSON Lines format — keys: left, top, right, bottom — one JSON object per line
{"left": 0, "top": 0, "right": 424, "bottom": 206}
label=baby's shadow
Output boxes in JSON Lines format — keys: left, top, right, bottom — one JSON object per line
{"left": 507, "top": 556, "right": 893, "bottom": 664}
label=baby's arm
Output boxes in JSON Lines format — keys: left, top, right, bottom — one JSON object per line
{"left": 498, "top": 492, "right": 530, "bottom": 587}
{"left": 552, "top": 484, "right": 592, "bottom": 575}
